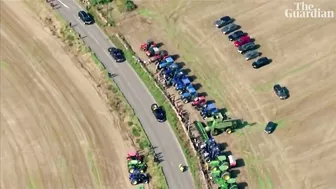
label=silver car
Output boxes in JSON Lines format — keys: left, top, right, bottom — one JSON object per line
{"left": 244, "top": 50, "right": 260, "bottom": 61}
{"left": 221, "top": 23, "right": 239, "bottom": 35}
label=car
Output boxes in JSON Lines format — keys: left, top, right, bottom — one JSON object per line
{"left": 108, "top": 47, "right": 125, "bottom": 62}
{"left": 234, "top": 36, "right": 251, "bottom": 47}
{"left": 273, "top": 84, "right": 288, "bottom": 100}
{"left": 221, "top": 23, "right": 240, "bottom": 35}
{"left": 151, "top": 103, "right": 166, "bottom": 122}
{"left": 252, "top": 57, "right": 271, "bottom": 69}
{"left": 238, "top": 42, "right": 256, "bottom": 54}
{"left": 264, "top": 121, "right": 276, "bottom": 134}
{"left": 228, "top": 30, "right": 246, "bottom": 41}
{"left": 78, "top": 11, "right": 94, "bottom": 25}
{"left": 214, "top": 16, "right": 233, "bottom": 28}
{"left": 244, "top": 50, "right": 260, "bottom": 61}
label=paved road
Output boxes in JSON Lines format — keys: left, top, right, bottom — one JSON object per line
{"left": 54, "top": 0, "right": 195, "bottom": 188}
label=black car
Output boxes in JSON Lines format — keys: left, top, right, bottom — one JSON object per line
{"left": 273, "top": 84, "right": 288, "bottom": 100}
{"left": 151, "top": 104, "right": 165, "bottom": 122}
{"left": 228, "top": 30, "right": 246, "bottom": 41}
{"left": 78, "top": 11, "right": 94, "bottom": 25}
{"left": 214, "top": 16, "right": 233, "bottom": 28}
{"left": 221, "top": 23, "right": 240, "bottom": 35}
{"left": 252, "top": 57, "right": 270, "bottom": 69}
{"left": 264, "top": 121, "right": 276, "bottom": 134}
{"left": 108, "top": 47, "right": 125, "bottom": 62}
{"left": 238, "top": 42, "right": 256, "bottom": 54}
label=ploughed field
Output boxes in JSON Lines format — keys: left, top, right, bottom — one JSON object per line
{"left": 115, "top": 0, "right": 336, "bottom": 188}
{"left": 0, "top": 1, "right": 133, "bottom": 189}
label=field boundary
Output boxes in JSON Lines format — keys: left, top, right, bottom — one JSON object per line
{"left": 26, "top": 0, "right": 169, "bottom": 188}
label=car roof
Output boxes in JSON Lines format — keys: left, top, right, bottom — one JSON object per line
{"left": 221, "top": 16, "right": 230, "bottom": 20}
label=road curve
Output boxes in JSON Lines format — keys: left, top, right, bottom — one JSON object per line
{"left": 54, "top": 0, "right": 195, "bottom": 188}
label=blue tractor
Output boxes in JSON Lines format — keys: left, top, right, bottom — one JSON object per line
{"left": 200, "top": 103, "right": 218, "bottom": 119}
{"left": 171, "top": 71, "right": 187, "bottom": 87}
{"left": 181, "top": 85, "right": 197, "bottom": 103}
{"left": 200, "top": 138, "right": 220, "bottom": 162}
{"left": 156, "top": 56, "right": 174, "bottom": 71}
{"left": 129, "top": 170, "right": 149, "bottom": 185}
{"left": 175, "top": 77, "right": 191, "bottom": 94}
{"left": 161, "top": 63, "right": 180, "bottom": 86}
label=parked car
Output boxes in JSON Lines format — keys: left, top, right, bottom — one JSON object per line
{"left": 273, "top": 84, "right": 289, "bottom": 100}
{"left": 244, "top": 50, "right": 260, "bottom": 61}
{"left": 264, "top": 121, "right": 276, "bottom": 134}
{"left": 221, "top": 23, "right": 240, "bottom": 34}
{"left": 108, "top": 47, "right": 125, "bottom": 62}
{"left": 252, "top": 57, "right": 270, "bottom": 69}
{"left": 238, "top": 42, "right": 256, "bottom": 54}
{"left": 151, "top": 104, "right": 166, "bottom": 122}
{"left": 214, "top": 16, "right": 233, "bottom": 28}
{"left": 78, "top": 11, "right": 94, "bottom": 25}
{"left": 234, "top": 36, "right": 251, "bottom": 47}
{"left": 228, "top": 30, "right": 246, "bottom": 41}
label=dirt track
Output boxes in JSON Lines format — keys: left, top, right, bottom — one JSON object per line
{"left": 0, "top": 1, "right": 133, "bottom": 188}
{"left": 114, "top": 0, "right": 336, "bottom": 188}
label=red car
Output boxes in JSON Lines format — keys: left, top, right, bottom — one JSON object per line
{"left": 234, "top": 36, "right": 251, "bottom": 47}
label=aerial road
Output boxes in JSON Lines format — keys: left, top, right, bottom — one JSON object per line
{"left": 53, "top": 0, "right": 196, "bottom": 188}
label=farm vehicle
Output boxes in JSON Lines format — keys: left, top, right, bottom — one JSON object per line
{"left": 127, "top": 151, "right": 143, "bottom": 162}
{"left": 180, "top": 85, "right": 197, "bottom": 103}
{"left": 128, "top": 159, "right": 147, "bottom": 173}
{"left": 199, "top": 138, "right": 221, "bottom": 162}
{"left": 200, "top": 103, "right": 219, "bottom": 119}
{"left": 192, "top": 96, "right": 207, "bottom": 109}
{"left": 208, "top": 155, "right": 236, "bottom": 180}
{"left": 149, "top": 50, "right": 168, "bottom": 63}
{"left": 145, "top": 46, "right": 160, "bottom": 57}
{"left": 215, "top": 178, "right": 238, "bottom": 189}
{"left": 156, "top": 56, "right": 174, "bottom": 71}
{"left": 129, "top": 170, "right": 149, "bottom": 185}
{"left": 140, "top": 40, "right": 156, "bottom": 51}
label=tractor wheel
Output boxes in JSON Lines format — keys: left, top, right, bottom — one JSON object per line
{"left": 131, "top": 180, "right": 138, "bottom": 185}
{"left": 144, "top": 179, "right": 149, "bottom": 184}
{"left": 178, "top": 91, "right": 183, "bottom": 95}
{"left": 140, "top": 169, "right": 144, "bottom": 173}
{"left": 223, "top": 171, "right": 230, "bottom": 180}
{"left": 226, "top": 128, "right": 232, "bottom": 134}
{"left": 183, "top": 99, "right": 188, "bottom": 103}
{"left": 129, "top": 168, "right": 134, "bottom": 173}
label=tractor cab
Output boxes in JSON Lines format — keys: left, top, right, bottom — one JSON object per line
{"left": 201, "top": 138, "right": 220, "bottom": 161}
{"left": 227, "top": 155, "right": 236, "bottom": 167}
{"left": 192, "top": 96, "right": 206, "bottom": 107}
{"left": 181, "top": 86, "right": 197, "bottom": 103}
{"left": 127, "top": 151, "right": 142, "bottom": 161}
{"left": 200, "top": 103, "right": 218, "bottom": 119}
{"left": 156, "top": 57, "right": 174, "bottom": 70}
{"left": 171, "top": 71, "right": 186, "bottom": 86}
{"left": 140, "top": 40, "right": 155, "bottom": 51}
{"left": 176, "top": 77, "right": 191, "bottom": 93}
{"left": 161, "top": 63, "right": 179, "bottom": 78}
{"left": 146, "top": 46, "right": 160, "bottom": 57}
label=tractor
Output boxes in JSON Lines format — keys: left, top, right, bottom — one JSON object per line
{"left": 145, "top": 46, "right": 160, "bottom": 57}
{"left": 204, "top": 112, "right": 240, "bottom": 135}
{"left": 208, "top": 155, "right": 237, "bottom": 176}
{"left": 215, "top": 178, "right": 238, "bottom": 189}
{"left": 161, "top": 64, "right": 180, "bottom": 87}
{"left": 149, "top": 50, "right": 168, "bottom": 63}
{"left": 175, "top": 77, "right": 191, "bottom": 94}
{"left": 192, "top": 96, "right": 207, "bottom": 110}
{"left": 200, "top": 103, "right": 218, "bottom": 119}
{"left": 170, "top": 71, "right": 187, "bottom": 87}
{"left": 128, "top": 159, "right": 147, "bottom": 173}
{"left": 200, "top": 138, "right": 220, "bottom": 162}
{"left": 129, "top": 171, "right": 149, "bottom": 185}
{"left": 127, "top": 151, "right": 142, "bottom": 162}
{"left": 140, "top": 40, "right": 155, "bottom": 51}
{"left": 180, "top": 85, "right": 197, "bottom": 103}
{"left": 156, "top": 57, "right": 174, "bottom": 71}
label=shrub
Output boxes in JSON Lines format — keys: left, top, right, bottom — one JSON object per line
{"left": 124, "top": 0, "right": 137, "bottom": 11}
{"left": 90, "top": 0, "right": 112, "bottom": 6}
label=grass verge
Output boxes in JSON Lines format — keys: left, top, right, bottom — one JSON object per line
{"left": 28, "top": 1, "right": 168, "bottom": 188}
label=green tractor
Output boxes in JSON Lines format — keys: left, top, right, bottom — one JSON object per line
{"left": 204, "top": 112, "right": 240, "bottom": 136}
{"left": 128, "top": 160, "right": 147, "bottom": 173}
{"left": 215, "top": 178, "right": 238, "bottom": 189}
{"left": 208, "top": 155, "right": 237, "bottom": 181}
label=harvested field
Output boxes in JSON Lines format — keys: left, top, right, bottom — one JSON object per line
{"left": 114, "top": 0, "right": 336, "bottom": 188}
{"left": 0, "top": 1, "right": 133, "bottom": 189}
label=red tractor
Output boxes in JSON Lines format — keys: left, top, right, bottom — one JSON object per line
{"left": 192, "top": 96, "right": 206, "bottom": 110}
{"left": 145, "top": 46, "right": 160, "bottom": 57}
{"left": 140, "top": 40, "right": 156, "bottom": 51}
{"left": 149, "top": 50, "right": 169, "bottom": 63}
{"left": 127, "top": 151, "right": 143, "bottom": 162}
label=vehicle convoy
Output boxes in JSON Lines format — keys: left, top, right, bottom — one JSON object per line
{"left": 228, "top": 30, "right": 246, "bottom": 41}
{"left": 78, "top": 10, "right": 94, "bottom": 24}
{"left": 129, "top": 171, "right": 149, "bottom": 185}
{"left": 221, "top": 23, "right": 240, "bottom": 35}
{"left": 273, "top": 84, "right": 289, "bottom": 99}
{"left": 151, "top": 103, "right": 166, "bottom": 122}
{"left": 214, "top": 16, "right": 234, "bottom": 28}
{"left": 237, "top": 42, "right": 256, "bottom": 54}
{"left": 244, "top": 50, "right": 260, "bottom": 61}
{"left": 108, "top": 47, "right": 125, "bottom": 62}
{"left": 234, "top": 36, "right": 251, "bottom": 47}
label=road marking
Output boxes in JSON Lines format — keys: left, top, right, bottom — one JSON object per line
{"left": 57, "top": 0, "right": 69, "bottom": 8}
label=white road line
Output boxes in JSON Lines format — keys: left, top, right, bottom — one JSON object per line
{"left": 57, "top": 0, "right": 69, "bottom": 8}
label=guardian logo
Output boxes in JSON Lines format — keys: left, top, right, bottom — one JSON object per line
{"left": 285, "top": 2, "right": 334, "bottom": 18}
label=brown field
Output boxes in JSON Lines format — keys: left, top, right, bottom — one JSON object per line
{"left": 0, "top": 1, "right": 133, "bottom": 189}
{"left": 114, "top": 0, "right": 336, "bottom": 188}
